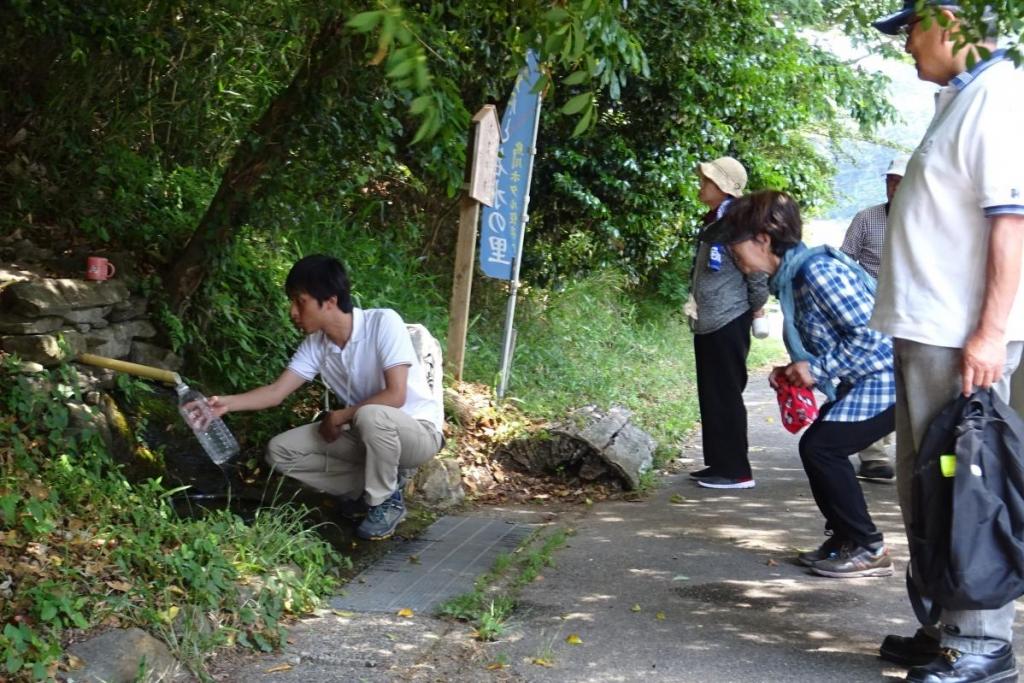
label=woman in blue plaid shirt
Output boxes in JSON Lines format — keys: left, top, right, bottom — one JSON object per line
{"left": 702, "top": 190, "right": 896, "bottom": 579}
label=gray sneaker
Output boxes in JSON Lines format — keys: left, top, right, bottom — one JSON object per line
{"left": 356, "top": 490, "right": 407, "bottom": 540}
{"left": 810, "top": 543, "right": 893, "bottom": 578}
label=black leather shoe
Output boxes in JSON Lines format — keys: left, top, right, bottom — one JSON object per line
{"left": 906, "top": 645, "right": 1017, "bottom": 683}
{"left": 880, "top": 630, "right": 942, "bottom": 667}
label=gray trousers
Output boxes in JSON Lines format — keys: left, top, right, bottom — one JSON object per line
{"left": 857, "top": 433, "right": 894, "bottom": 464}
{"left": 894, "top": 338, "right": 1023, "bottom": 654}
{"left": 266, "top": 404, "right": 442, "bottom": 506}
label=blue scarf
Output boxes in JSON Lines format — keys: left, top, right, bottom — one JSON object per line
{"left": 768, "top": 243, "right": 876, "bottom": 403}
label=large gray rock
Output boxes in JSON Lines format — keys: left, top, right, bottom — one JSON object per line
{"left": 0, "top": 311, "right": 64, "bottom": 334}
{"left": 1, "top": 330, "right": 85, "bottom": 365}
{"left": 123, "top": 319, "right": 157, "bottom": 339}
{"left": 130, "top": 341, "right": 183, "bottom": 372}
{"left": 84, "top": 321, "right": 156, "bottom": 358}
{"left": 65, "top": 627, "right": 184, "bottom": 683}
{"left": 3, "top": 278, "right": 129, "bottom": 316}
{"left": 599, "top": 422, "right": 656, "bottom": 490}
{"left": 84, "top": 325, "right": 133, "bottom": 358}
{"left": 571, "top": 405, "right": 632, "bottom": 448}
{"left": 547, "top": 405, "right": 657, "bottom": 490}
{"left": 408, "top": 458, "right": 465, "bottom": 508}
{"left": 61, "top": 305, "right": 112, "bottom": 325}
{"left": 503, "top": 405, "right": 655, "bottom": 491}
{"left": 109, "top": 296, "right": 148, "bottom": 322}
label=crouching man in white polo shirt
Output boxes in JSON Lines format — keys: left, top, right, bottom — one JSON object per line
{"left": 207, "top": 254, "right": 445, "bottom": 540}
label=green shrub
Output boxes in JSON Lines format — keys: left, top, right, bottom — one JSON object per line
{"left": 0, "top": 358, "right": 346, "bottom": 680}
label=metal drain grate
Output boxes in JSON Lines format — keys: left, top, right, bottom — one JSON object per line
{"left": 331, "top": 516, "right": 533, "bottom": 614}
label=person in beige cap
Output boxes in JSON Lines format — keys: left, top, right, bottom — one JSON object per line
{"left": 686, "top": 156, "right": 768, "bottom": 489}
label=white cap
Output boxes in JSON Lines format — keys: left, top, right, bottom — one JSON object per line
{"left": 887, "top": 155, "right": 910, "bottom": 177}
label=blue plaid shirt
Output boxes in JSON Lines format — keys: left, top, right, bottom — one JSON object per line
{"left": 792, "top": 257, "right": 895, "bottom": 422}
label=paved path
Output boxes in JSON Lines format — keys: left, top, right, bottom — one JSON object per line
{"left": 218, "top": 372, "right": 1024, "bottom": 682}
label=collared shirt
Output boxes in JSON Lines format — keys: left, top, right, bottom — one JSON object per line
{"left": 287, "top": 307, "right": 444, "bottom": 432}
{"left": 840, "top": 203, "right": 887, "bottom": 279}
{"left": 871, "top": 50, "right": 1024, "bottom": 347}
{"left": 791, "top": 257, "right": 895, "bottom": 422}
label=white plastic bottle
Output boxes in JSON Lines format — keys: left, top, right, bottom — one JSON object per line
{"left": 752, "top": 315, "right": 770, "bottom": 340}
{"left": 175, "top": 383, "right": 240, "bottom": 465}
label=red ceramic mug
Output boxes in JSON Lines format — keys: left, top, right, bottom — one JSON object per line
{"left": 86, "top": 256, "right": 116, "bottom": 281}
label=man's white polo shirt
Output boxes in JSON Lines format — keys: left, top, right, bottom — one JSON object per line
{"left": 871, "top": 54, "right": 1024, "bottom": 348}
{"left": 287, "top": 307, "right": 444, "bottom": 433}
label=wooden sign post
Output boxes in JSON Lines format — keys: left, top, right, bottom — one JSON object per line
{"left": 445, "top": 105, "right": 500, "bottom": 380}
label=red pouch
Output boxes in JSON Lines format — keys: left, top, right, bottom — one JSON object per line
{"left": 774, "top": 376, "right": 819, "bottom": 434}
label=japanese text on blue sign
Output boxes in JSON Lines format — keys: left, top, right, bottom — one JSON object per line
{"left": 479, "top": 51, "right": 542, "bottom": 280}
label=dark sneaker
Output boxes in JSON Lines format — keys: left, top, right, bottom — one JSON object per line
{"left": 880, "top": 630, "right": 943, "bottom": 667}
{"left": 810, "top": 544, "right": 893, "bottom": 578}
{"left": 688, "top": 467, "right": 715, "bottom": 480}
{"left": 696, "top": 476, "right": 755, "bottom": 489}
{"left": 858, "top": 461, "right": 895, "bottom": 480}
{"left": 356, "top": 490, "right": 407, "bottom": 540}
{"left": 797, "top": 535, "right": 845, "bottom": 567}
{"left": 907, "top": 645, "right": 1017, "bottom": 683}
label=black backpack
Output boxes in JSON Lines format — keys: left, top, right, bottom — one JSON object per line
{"left": 909, "top": 390, "right": 1024, "bottom": 622}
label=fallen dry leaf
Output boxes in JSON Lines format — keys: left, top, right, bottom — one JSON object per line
{"left": 565, "top": 634, "right": 582, "bottom": 645}
{"left": 332, "top": 609, "right": 355, "bottom": 618}
{"left": 532, "top": 658, "right": 554, "bottom": 667}
{"left": 397, "top": 608, "right": 414, "bottom": 618}
{"left": 655, "top": 612, "right": 666, "bottom": 621}
{"left": 486, "top": 661, "right": 507, "bottom": 670}
{"left": 265, "top": 663, "right": 292, "bottom": 673}
{"left": 630, "top": 604, "right": 642, "bottom": 613}
{"left": 669, "top": 494, "right": 685, "bottom": 504}
{"left": 104, "top": 580, "right": 133, "bottom": 593}
{"left": 766, "top": 558, "right": 778, "bottom": 567}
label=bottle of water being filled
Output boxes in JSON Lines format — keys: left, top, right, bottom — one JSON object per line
{"left": 175, "top": 383, "right": 239, "bottom": 465}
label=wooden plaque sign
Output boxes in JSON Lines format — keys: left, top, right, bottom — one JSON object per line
{"left": 468, "top": 105, "right": 500, "bottom": 207}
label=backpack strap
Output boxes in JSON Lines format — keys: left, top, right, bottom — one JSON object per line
{"left": 906, "top": 566, "right": 942, "bottom": 626}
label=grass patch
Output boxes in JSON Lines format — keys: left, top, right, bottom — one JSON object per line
{"left": 464, "top": 272, "right": 700, "bottom": 450}
{"left": 437, "top": 527, "right": 569, "bottom": 642}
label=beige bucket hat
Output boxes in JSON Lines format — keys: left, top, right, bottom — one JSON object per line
{"left": 697, "top": 156, "right": 748, "bottom": 197}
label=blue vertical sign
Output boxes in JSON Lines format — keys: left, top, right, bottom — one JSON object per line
{"left": 479, "top": 50, "right": 543, "bottom": 280}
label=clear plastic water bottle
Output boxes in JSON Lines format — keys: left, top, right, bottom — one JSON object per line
{"left": 175, "top": 383, "right": 239, "bottom": 465}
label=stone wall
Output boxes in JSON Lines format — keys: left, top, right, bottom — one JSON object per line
{"left": 0, "top": 272, "right": 180, "bottom": 372}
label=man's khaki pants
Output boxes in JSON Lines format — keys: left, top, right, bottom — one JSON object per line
{"left": 266, "top": 404, "right": 442, "bottom": 506}
{"left": 894, "top": 339, "right": 1023, "bottom": 654}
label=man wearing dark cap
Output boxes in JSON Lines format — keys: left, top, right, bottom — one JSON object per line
{"left": 870, "top": 2, "right": 1024, "bottom": 682}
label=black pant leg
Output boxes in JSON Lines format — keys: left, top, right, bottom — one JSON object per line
{"left": 693, "top": 311, "right": 753, "bottom": 479}
{"left": 798, "top": 406, "right": 895, "bottom": 549}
